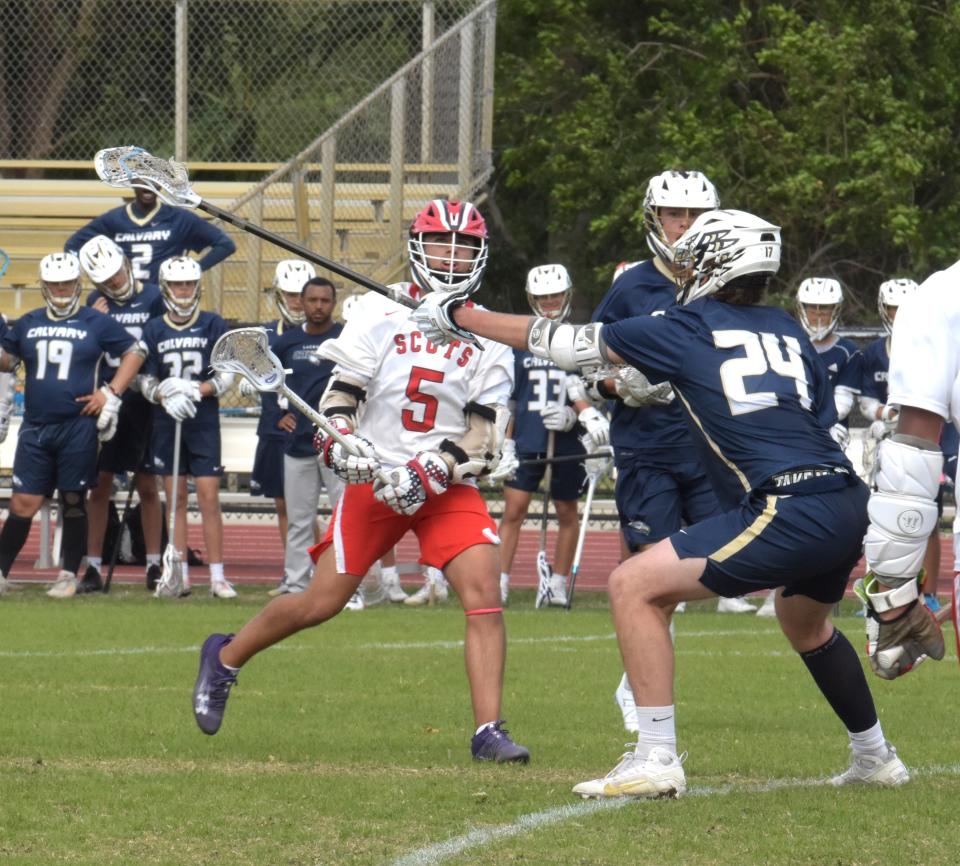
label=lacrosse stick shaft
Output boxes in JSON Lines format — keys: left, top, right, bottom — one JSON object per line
{"left": 520, "top": 451, "right": 612, "bottom": 467}
{"left": 194, "top": 200, "right": 417, "bottom": 309}
{"left": 539, "top": 429, "right": 555, "bottom": 556}
{"left": 103, "top": 473, "right": 137, "bottom": 593}
{"left": 167, "top": 420, "right": 182, "bottom": 558}
{"left": 565, "top": 471, "right": 598, "bottom": 610}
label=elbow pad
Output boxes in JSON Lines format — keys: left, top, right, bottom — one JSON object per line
{"left": 527, "top": 318, "right": 606, "bottom": 372}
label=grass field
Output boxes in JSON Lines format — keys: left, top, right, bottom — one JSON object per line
{"left": 1, "top": 585, "right": 958, "bottom": 866}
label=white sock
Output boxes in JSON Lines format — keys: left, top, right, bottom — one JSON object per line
{"left": 210, "top": 562, "right": 225, "bottom": 584}
{"left": 87, "top": 556, "right": 102, "bottom": 570}
{"left": 475, "top": 720, "right": 497, "bottom": 736}
{"left": 381, "top": 565, "right": 398, "bottom": 579}
{"left": 146, "top": 554, "right": 160, "bottom": 567}
{"left": 182, "top": 563, "right": 190, "bottom": 582}
{"left": 849, "top": 720, "right": 886, "bottom": 756}
{"left": 633, "top": 705, "right": 677, "bottom": 759}
{"left": 500, "top": 571, "right": 509, "bottom": 583}
{"left": 553, "top": 573, "right": 569, "bottom": 583}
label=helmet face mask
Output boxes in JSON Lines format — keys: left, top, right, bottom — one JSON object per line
{"left": 672, "top": 210, "right": 781, "bottom": 305}
{"left": 408, "top": 199, "right": 488, "bottom": 295}
{"left": 796, "top": 277, "right": 843, "bottom": 340}
{"left": 159, "top": 256, "right": 203, "bottom": 319}
{"left": 643, "top": 171, "right": 720, "bottom": 263}
{"left": 525, "top": 264, "right": 573, "bottom": 321}
{"left": 78, "top": 235, "right": 135, "bottom": 303}
{"left": 39, "top": 252, "right": 82, "bottom": 319}
{"left": 271, "top": 259, "right": 315, "bottom": 325}
{"left": 877, "top": 278, "right": 919, "bottom": 334}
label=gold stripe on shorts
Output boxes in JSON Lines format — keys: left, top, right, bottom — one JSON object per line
{"left": 709, "top": 495, "right": 778, "bottom": 563}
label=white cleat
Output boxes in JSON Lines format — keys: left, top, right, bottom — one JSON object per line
{"left": 614, "top": 673, "right": 639, "bottom": 733}
{"left": 830, "top": 743, "right": 909, "bottom": 787}
{"left": 46, "top": 571, "right": 77, "bottom": 599}
{"left": 573, "top": 746, "right": 687, "bottom": 799}
{"left": 717, "top": 595, "right": 755, "bottom": 613}
{"left": 209, "top": 580, "right": 238, "bottom": 599}
{"left": 673, "top": 601, "right": 687, "bottom": 613}
{"left": 344, "top": 590, "right": 365, "bottom": 611}
{"left": 404, "top": 569, "right": 449, "bottom": 606}
{"left": 547, "top": 574, "right": 568, "bottom": 607}
{"left": 0, "top": 574, "right": 11, "bottom": 596}
{"left": 755, "top": 591, "right": 777, "bottom": 617}
{"left": 500, "top": 574, "right": 509, "bottom": 605}
{"left": 380, "top": 570, "right": 408, "bottom": 603}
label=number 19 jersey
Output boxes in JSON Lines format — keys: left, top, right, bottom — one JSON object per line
{"left": 317, "top": 284, "right": 514, "bottom": 471}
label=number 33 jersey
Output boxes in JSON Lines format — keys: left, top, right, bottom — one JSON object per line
{"left": 318, "top": 284, "right": 514, "bottom": 470}
{"left": 602, "top": 298, "right": 849, "bottom": 508}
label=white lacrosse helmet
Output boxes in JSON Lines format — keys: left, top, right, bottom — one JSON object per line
{"left": 643, "top": 170, "right": 720, "bottom": 262}
{"left": 340, "top": 292, "right": 363, "bottom": 323}
{"left": 272, "top": 259, "right": 315, "bottom": 325}
{"left": 526, "top": 264, "right": 573, "bottom": 321}
{"left": 159, "top": 256, "right": 203, "bottom": 318}
{"left": 78, "top": 235, "right": 135, "bottom": 303}
{"left": 796, "top": 277, "right": 843, "bottom": 340}
{"left": 408, "top": 199, "right": 489, "bottom": 294}
{"left": 877, "top": 278, "right": 920, "bottom": 333}
{"left": 39, "top": 251, "right": 83, "bottom": 319}
{"left": 672, "top": 209, "right": 781, "bottom": 305}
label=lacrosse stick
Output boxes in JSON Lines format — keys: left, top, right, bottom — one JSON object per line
{"left": 210, "top": 327, "right": 391, "bottom": 485}
{"left": 94, "top": 147, "right": 419, "bottom": 309}
{"left": 534, "top": 428, "right": 556, "bottom": 609}
{"left": 156, "top": 420, "right": 185, "bottom": 598}
{"left": 103, "top": 473, "right": 136, "bottom": 593}
{"left": 565, "top": 470, "right": 599, "bottom": 611}
{"left": 953, "top": 574, "right": 959, "bottom": 660}
{"left": 0, "top": 248, "right": 9, "bottom": 279}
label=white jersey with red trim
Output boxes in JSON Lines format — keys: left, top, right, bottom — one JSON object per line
{"left": 317, "top": 282, "right": 514, "bottom": 469}
{"left": 888, "top": 260, "right": 960, "bottom": 428}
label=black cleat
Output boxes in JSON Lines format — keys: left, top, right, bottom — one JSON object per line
{"left": 75, "top": 565, "right": 104, "bottom": 595}
{"left": 146, "top": 563, "right": 161, "bottom": 591}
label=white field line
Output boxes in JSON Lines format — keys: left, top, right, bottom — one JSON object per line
{"left": 388, "top": 763, "right": 960, "bottom": 866}
{"left": 0, "top": 629, "right": 782, "bottom": 660}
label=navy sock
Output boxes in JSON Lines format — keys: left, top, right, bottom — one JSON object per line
{"left": 800, "top": 628, "right": 878, "bottom": 733}
{"left": 0, "top": 513, "right": 33, "bottom": 575}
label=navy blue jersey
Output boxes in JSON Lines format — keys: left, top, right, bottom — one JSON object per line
{"left": 273, "top": 322, "right": 343, "bottom": 457}
{"left": 65, "top": 202, "right": 235, "bottom": 287}
{"left": 602, "top": 299, "right": 849, "bottom": 509}
{"left": 256, "top": 319, "right": 289, "bottom": 441}
{"left": 855, "top": 336, "right": 890, "bottom": 403}
{"left": 511, "top": 350, "right": 581, "bottom": 453}
{"left": 591, "top": 259, "right": 697, "bottom": 458}
{"left": 2, "top": 307, "right": 135, "bottom": 423}
{"left": 141, "top": 311, "right": 228, "bottom": 427}
{"left": 817, "top": 336, "right": 858, "bottom": 388}
{"left": 86, "top": 282, "right": 165, "bottom": 388}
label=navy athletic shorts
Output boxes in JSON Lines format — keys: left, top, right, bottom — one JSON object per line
{"left": 98, "top": 393, "right": 153, "bottom": 474}
{"left": 250, "top": 436, "right": 285, "bottom": 498}
{"left": 13, "top": 416, "right": 99, "bottom": 494}
{"left": 615, "top": 456, "right": 719, "bottom": 550}
{"left": 507, "top": 446, "right": 586, "bottom": 501}
{"left": 671, "top": 475, "right": 869, "bottom": 604}
{"left": 151, "top": 418, "right": 223, "bottom": 478}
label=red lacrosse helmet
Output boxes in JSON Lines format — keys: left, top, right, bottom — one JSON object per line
{"left": 408, "top": 199, "right": 489, "bottom": 294}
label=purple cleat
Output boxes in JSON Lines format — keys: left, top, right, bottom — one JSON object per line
{"left": 471, "top": 720, "right": 530, "bottom": 764}
{"left": 193, "top": 633, "right": 237, "bottom": 735}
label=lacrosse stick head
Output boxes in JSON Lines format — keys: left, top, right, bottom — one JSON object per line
{"left": 535, "top": 550, "right": 553, "bottom": 609}
{"left": 94, "top": 146, "right": 202, "bottom": 207}
{"left": 155, "top": 546, "right": 184, "bottom": 598}
{"left": 211, "top": 328, "right": 286, "bottom": 393}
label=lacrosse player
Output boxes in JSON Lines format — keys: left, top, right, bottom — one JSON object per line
{"left": 0, "top": 253, "right": 144, "bottom": 598}
{"left": 139, "top": 256, "right": 235, "bottom": 598}
{"left": 246, "top": 259, "right": 315, "bottom": 592}
{"left": 856, "top": 262, "right": 960, "bottom": 679}
{"left": 75, "top": 235, "right": 167, "bottom": 593}
{"left": 268, "top": 276, "right": 344, "bottom": 598}
{"left": 491, "top": 264, "right": 609, "bottom": 606}
{"left": 415, "top": 209, "right": 910, "bottom": 795}
{"left": 193, "top": 199, "right": 529, "bottom": 764}
{"left": 65, "top": 186, "right": 236, "bottom": 288}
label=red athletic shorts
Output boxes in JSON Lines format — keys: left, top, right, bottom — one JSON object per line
{"left": 309, "top": 482, "right": 499, "bottom": 576}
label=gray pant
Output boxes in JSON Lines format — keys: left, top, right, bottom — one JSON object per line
{"left": 282, "top": 453, "right": 344, "bottom": 591}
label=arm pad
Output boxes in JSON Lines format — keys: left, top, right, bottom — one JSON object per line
{"left": 833, "top": 385, "right": 855, "bottom": 421}
{"left": 527, "top": 319, "right": 607, "bottom": 372}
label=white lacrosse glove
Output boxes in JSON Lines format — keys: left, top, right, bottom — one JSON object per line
{"left": 373, "top": 451, "right": 450, "bottom": 516}
{"left": 578, "top": 405, "right": 610, "bottom": 448}
{"left": 868, "top": 418, "right": 894, "bottom": 442}
{"left": 162, "top": 391, "right": 197, "bottom": 422}
{"left": 238, "top": 377, "right": 257, "bottom": 398}
{"left": 412, "top": 290, "right": 479, "bottom": 347}
{"left": 540, "top": 403, "right": 577, "bottom": 432}
{"left": 277, "top": 394, "right": 289, "bottom": 411}
{"left": 584, "top": 443, "right": 614, "bottom": 479}
{"left": 488, "top": 438, "right": 519, "bottom": 482}
{"left": 614, "top": 367, "right": 674, "bottom": 407}
{"left": 157, "top": 377, "right": 202, "bottom": 403}
{"left": 96, "top": 385, "right": 122, "bottom": 443}
{"left": 828, "top": 422, "right": 851, "bottom": 450}
{"left": 316, "top": 419, "right": 382, "bottom": 484}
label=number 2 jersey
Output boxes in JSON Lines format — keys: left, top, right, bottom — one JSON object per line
{"left": 1, "top": 306, "right": 135, "bottom": 423}
{"left": 317, "top": 284, "right": 514, "bottom": 471}
{"left": 601, "top": 298, "right": 850, "bottom": 510}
